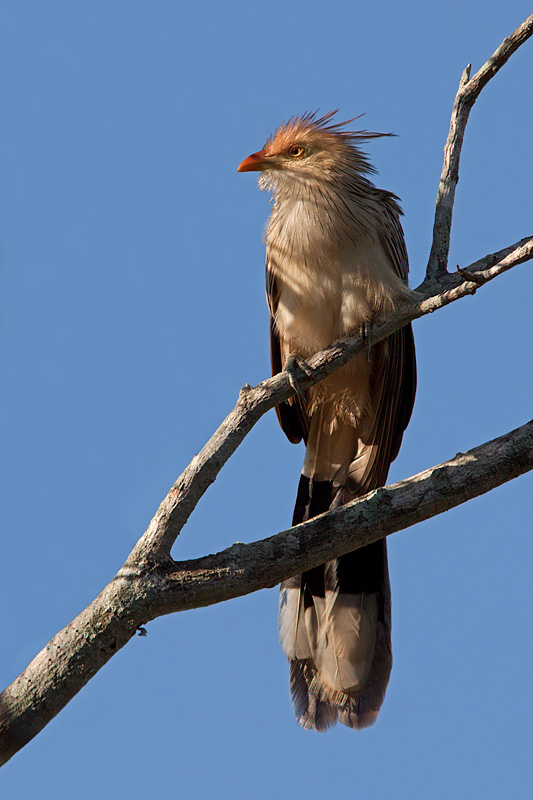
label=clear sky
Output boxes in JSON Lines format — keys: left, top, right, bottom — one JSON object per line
{"left": 1, "top": 1, "right": 532, "bottom": 797}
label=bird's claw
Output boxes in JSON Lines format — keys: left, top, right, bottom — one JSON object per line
{"left": 284, "top": 354, "right": 313, "bottom": 401}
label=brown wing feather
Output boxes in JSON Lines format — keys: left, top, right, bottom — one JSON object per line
{"left": 376, "top": 190, "right": 409, "bottom": 283}
{"left": 343, "top": 189, "right": 416, "bottom": 496}
{"left": 373, "top": 193, "right": 417, "bottom": 462}
{"left": 351, "top": 323, "right": 416, "bottom": 496}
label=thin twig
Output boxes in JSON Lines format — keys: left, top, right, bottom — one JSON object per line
{"left": 462, "top": 238, "right": 533, "bottom": 283}
{"left": 461, "top": 236, "right": 533, "bottom": 274}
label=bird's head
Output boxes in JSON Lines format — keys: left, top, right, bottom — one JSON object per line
{"left": 238, "top": 111, "right": 392, "bottom": 191}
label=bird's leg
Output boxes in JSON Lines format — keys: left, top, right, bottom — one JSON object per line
{"left": 284, "top": 353, "right": 314, "bottom": 401}
{"left": 359, "top": 321, "right": 373, "bottom": 362}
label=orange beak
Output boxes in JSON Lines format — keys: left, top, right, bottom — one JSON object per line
{"left": 238, "top": 149, "right": 271, "bottom": 172}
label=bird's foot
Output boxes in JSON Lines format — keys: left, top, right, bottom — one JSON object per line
{"left": 284, "top": 354, "right": 313, "bottom": 401}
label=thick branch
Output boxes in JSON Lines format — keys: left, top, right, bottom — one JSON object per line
{"left": 2, "top": 419, "right": 532, "bottom": 764}
{"left": 155, "top": 418, "right": 533, "bottom": 611}
{"left": 424, "top": 13, "right": 533, "bottom": 287}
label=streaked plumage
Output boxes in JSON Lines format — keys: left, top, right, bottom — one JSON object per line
{"left": 239, "top": 111, "right": 416, "bottom": 730}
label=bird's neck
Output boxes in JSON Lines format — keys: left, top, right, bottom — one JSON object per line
{"left": 263, "top": 169, "right": 382, "bottom": 257}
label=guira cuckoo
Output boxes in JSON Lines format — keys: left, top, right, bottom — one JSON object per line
{"left": 238, "top": 112, "right": 416, "bottom": 730}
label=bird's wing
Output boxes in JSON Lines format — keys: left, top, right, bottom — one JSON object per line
{"left": 345, "top": 196, "right": 416, "bottom": 496}
{"left": 377, "top": 189, "right": 410, "bottom": 283}
{"left": 344, "top": 322, "right": 416, "bottom": 498}
{"left": 375, "top": 192, "right": 417, "bottom": 454}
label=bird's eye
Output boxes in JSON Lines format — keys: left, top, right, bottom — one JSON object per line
{"left": 289, "top": 145, "right": 305, "bottom": 158}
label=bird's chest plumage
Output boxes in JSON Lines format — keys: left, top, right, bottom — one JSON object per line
{"left": 267, "top": 198, "right": 374, "bottom": 355}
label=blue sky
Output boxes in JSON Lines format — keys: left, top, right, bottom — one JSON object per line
{"left": 1, "top": 1, "right": 532, "bottom": 797}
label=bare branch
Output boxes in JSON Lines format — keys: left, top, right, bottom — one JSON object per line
{"left": 460, "top": 235, "right": 533, "bottom": 275}
{"left": 466, "top": 14, "right": 533, "bottom": 100}
{"left": 459, "top": 237, "right": 533, "bottom": 283}
{"left": 2, "top": 419, "right": 532, "bottom": 765}
{"left": 159, "top": 418, "right": 533, "bottom": 610}
{"left": 417, "top": 237, "right": 533, "bottom": 312}
{"left": 424, "top": 13, "right": 533, "bottom": 287}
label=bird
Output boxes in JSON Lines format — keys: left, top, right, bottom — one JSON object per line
{"left": 238, "top": 111, "right": 416, "bottom": 731}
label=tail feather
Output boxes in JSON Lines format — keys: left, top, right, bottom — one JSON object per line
{"left": 279, "top": 475, "right": 392, "bottom": 730}
{"left": 279, "top": 329, "right": 415, "bottom": 731}
{"left": 279, "top": 412, "right": 393, "bottom": 729}
{"left": 289, "top": 660, "right": 340, "bottom": 731}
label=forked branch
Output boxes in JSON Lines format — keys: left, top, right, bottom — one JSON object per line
{"left": 424, "top": 12, "right": 533, "bottom": 288}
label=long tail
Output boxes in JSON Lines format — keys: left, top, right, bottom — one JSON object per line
{"left": 279, "top": 448, "right": 392, "bottom": 730}
{"left": 278, "top": 328, "right": 415, "bottom": 731}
